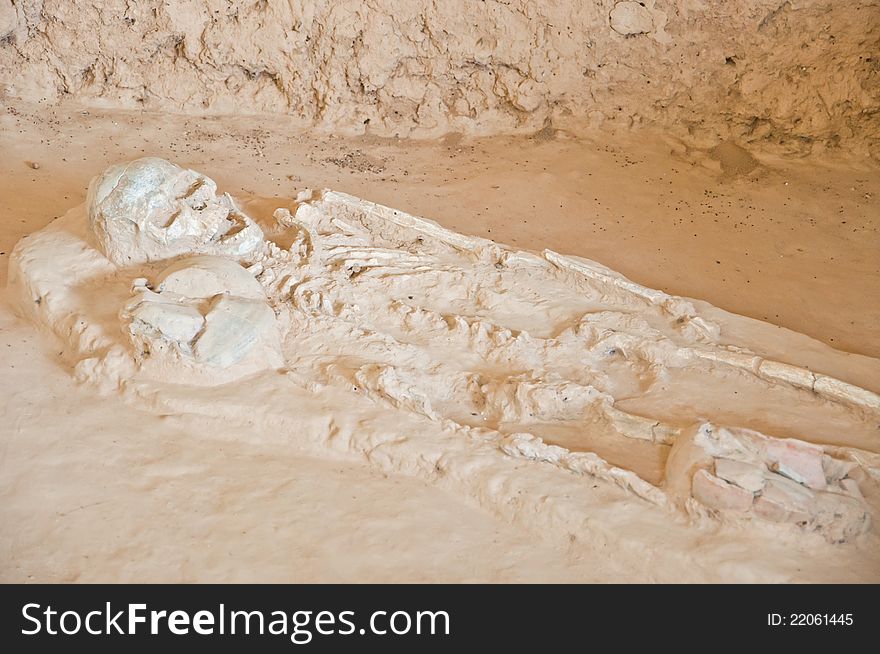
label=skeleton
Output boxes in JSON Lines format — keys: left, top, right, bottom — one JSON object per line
{"left": 9, "top": 159, "right": 879, "bottom": 543}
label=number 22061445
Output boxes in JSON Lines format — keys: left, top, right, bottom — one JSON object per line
{"left": 768, "top": 614, "right": 853, "bottom": 627}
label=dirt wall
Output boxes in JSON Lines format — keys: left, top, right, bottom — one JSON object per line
{"left": 1, "top": 1, "right": 878, "bottom": 155}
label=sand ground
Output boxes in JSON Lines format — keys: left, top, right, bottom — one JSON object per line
{"left": 1, "top": 101, "right": 878, "bottom": 582}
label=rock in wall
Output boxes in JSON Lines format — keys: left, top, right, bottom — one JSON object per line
{"left": 1, "top": 0, "right": 878, "bottom": 155}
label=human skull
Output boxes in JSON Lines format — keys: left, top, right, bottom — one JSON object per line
{"left": 87, "top": 157, "right": 263, "bottom": 265}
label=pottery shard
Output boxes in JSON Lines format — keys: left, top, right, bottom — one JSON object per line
{"left": 753, "top": 473, "right": 814, "bottom": 523}
{"left": 156, "top": 255, "right": 267, "bottom": 301}
{"left": 822, "top": 455, "right": 856, "bottom": 484}
{"left": 193, "top": 295, "right": 278, "bottom": 368}
{"left": 763, "top": 438, "right": 827, "bottom": 490}
{"left": 714, "top": 458, "right": 765, "bottom": 493}
{"left": 692, "top": 469, "right": 754, "bottom": 512}
{"left": 839, "top": 478, "right": 863, "bottom": 500}
{"left": 130, "top": 300, "right": 205, "bottom": 343}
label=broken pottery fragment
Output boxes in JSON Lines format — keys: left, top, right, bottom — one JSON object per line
{"left": 124, "top": 255, "right": 281, "bottom": 377}
{"left": 128, "top": 300, "right": 204, "bottom": 343}
{"left": 692, "top": 469, "right": 753, "bottom": 512}
{"left": 668, "top": 424, "right": 870, "bottom": 541}
{"left": 714, "top": 458, "right": 765, "bottom": 494}
{"left": 193, "top": 295, "right": 279, "bottom": 368}
{"left": 754, "top": 474, "right": 814, "bottom": 523}
{"left": 763, "top": 438, "right": 827, "bottom": 490}
{"left": 155, "top": 255, "right": 268, "bottom": 300}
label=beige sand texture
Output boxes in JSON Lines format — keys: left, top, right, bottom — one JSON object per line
{"left": 1, "top": 2, "right": 879, "bottom": 582}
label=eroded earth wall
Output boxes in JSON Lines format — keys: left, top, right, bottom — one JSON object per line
{"left": 1, "top": 1, "right": 878, "bottom": 154}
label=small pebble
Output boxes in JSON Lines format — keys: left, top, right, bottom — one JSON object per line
{"left": 27, "top": 161, "right": 40, "bottom": 169}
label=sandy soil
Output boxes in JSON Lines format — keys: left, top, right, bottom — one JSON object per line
{"left": 1, "top": 101, "right": 878, "bottom": 582}
{"left": 3, "top": 103, "right": 877, "bottom": 356}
